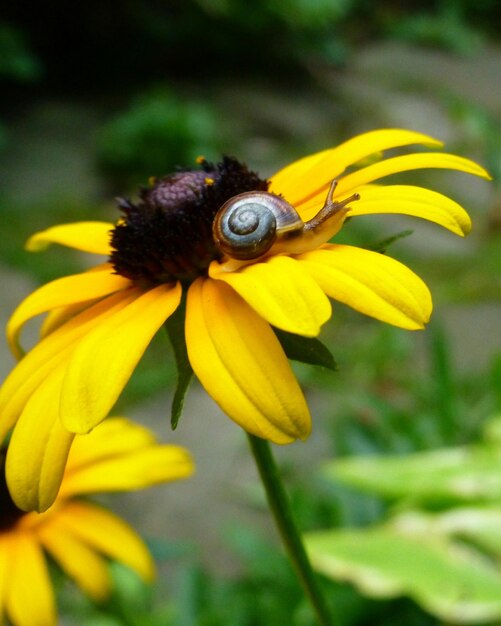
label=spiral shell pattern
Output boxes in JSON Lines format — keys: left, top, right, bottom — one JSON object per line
{"left": 213, "top": 191, "right": 302, "bottom": 260}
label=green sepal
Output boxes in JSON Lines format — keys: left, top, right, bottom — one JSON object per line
{"left": 274, "top": 328, "right": 337, "bottom": 371}
{"left": 164, "top": 289, "right": 193, "bottom": 430}
{"left": 368, "top": 229, "right": 414, "bottom": 254}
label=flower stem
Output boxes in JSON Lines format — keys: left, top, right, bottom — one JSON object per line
{"left": 247, "top": 433, "right": 338, "bottom": 626}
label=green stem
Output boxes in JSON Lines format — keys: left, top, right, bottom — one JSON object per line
{"left": 247, "top": 433, "right": 338, "bottom": 626}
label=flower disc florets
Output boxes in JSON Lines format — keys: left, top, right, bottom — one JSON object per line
{"left": 110, "top": 157, "right": 269, "bottom": 285}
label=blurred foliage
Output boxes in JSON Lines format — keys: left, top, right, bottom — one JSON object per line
{"left": 2, "top": 0, "right": 501, "bottom": 185}
{"left": 0, "top": 1, "right": 500, "bottom": 625}
{"left": 323, "top": 415, "right": 501, "bottom": 505}
{"left": 96, "top": 89, "right": 221, "bottom": 189}
{"left": 306, "top": 415, "right": 501, "bottom": 623}
{"left": 0, "top": 21, "right": 42, "bottom": 83}
{"left": 2, "top": 0, "right": 501, "bottom": 97}
{"left": 298, "top": 325, "right": 501, "bottom": 624}
{"left": 50, "top": 321, "right": 501, "bottom": 625}
{"left": 385, "top": 1, "right": 486, "bottom": 54}
{"left": 446, "top": 96, "right": 501, "bottom": 184}
{"left": 0, "top": 21, "right": 42, "bottom": 151}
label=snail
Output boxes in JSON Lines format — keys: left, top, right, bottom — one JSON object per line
{"left": 212, "top": 180, "right": 360, "bottom": 260}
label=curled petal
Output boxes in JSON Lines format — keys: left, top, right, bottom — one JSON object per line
{"left": 299, "top": 153, "right": 491, "bottom": 217}
{"left": 60, "top": 282, "right": 182, "bottom": 434}
{"left": 0, "top": 290, "right": 138, "bottom": 442}
{"left": 299, "top": 245, "right": 432, "bottom": 330}
{"left": 335, "top": 152, "right": 490, "bottom": 199}
{"left": 186, "top": 278, "right": 311, "bottom": 443}
{"left": 209, "top": 255, "right": 331, "bottom": 337}
{"left": 346, "top": 184, "right": 472, "bottom": 235}
{"left": 6, "top": 370, "right": 75, "bottom": 512}
{"left": 270, "top": 129, "right": 443, "bottom": 206}
{"left": 26, "top": 221, "right": 114, "bottom": 255}
{"left": 7, "top": 266, "right": 131, "bottom": 359}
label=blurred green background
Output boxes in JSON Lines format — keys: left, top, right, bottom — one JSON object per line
{"left": 1, "top": 1, "right": 501, "bottom": 625}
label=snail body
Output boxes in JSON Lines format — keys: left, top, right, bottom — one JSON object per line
{"left": 212, "top": 181, "right": 360, "bottom": 261}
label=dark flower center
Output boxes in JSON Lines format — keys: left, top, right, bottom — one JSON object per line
{"left": 110, "top": 157, "right": 269, "bottom": 286}
{"left": 0, "top": 450, "right": 25, "bottom": 531}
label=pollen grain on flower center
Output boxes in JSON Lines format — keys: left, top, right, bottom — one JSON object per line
{"left": 109, "top": 157, "right": 269, "bottom": 285}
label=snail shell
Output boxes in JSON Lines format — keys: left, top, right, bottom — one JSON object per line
{"left": 212, "top": 191, "right": 303, "bottom": 260}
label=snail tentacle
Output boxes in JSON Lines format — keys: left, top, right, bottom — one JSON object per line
{"left": 304, "top": 184, "right": 360, "bottom": 233}
{"left": 212, "top": 181, "right": 360, "bottom": 261}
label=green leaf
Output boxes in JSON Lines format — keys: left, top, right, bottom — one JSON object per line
{"left": 107, "top": 561, "right": 153, "bottom": 619}
{"left": 322, "top": 444, "right": 501, "bottom": 504}
{"left": 305, "top": 526, "right": 501, "bottom": 623}
{"left": 274, "top": 328, "right": 337, "bottom": 371}
{"left": 164, "top": 290, "right": 193, "bottom": 430}
{"left": 482, "top": 414, "right": 501, "bottom": 445}
{"left": 367, "top": 229, "right": 414, "bottom": 254}
{"left": 389, "top": 507, "right": 501, "bottom": 559}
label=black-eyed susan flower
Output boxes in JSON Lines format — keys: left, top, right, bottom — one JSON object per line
{"left": 0, "top": 129, "right": 489, "bottom": 513}
{"left": 0, "top": 416, "right": 193, "bottom": 626}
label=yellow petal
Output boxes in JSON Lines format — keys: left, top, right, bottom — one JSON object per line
{"left": 346, "top": 184, "right": 472, "bottom": 235}
{"left": 5, "top": 532, "right": 56, "bottom": 626}
{"left": 7, "top": 265, "right": 131, "bottom": 359}
{"left": 60, "top": 444, "right": 193, "bottom": 498}
{"left": 66, "top": 416, "right": 156, "bottom": 471}
{"left": 298, "top": 153, "right": 491, "bottom": 218}
{"left": 299, "top": 244, "right": 432, "bottom": 330}
{"left": 209, "top": 255, "right": 331, "bottom": 337}
{"left": 334, "top": 152, "right": 491, "bottom": 197}
{"left": 0, "top": 289, "right": 138, "bottom": 442}
{"left": 38, "top": 514, "right": 111, "bottom": 601}
{"left": 49, "top": 501, "right": 154, "bottom": 582}
{"left": 60, "top": 282, "right": 182, "bottom": 434}
{"left": 60, "top": 417, "right": 193, "bottom": 497}
{"left": 26, "top": 221, "right": 114, "bottom": 255}
{"left": 270, "top": 129, "right": 443, "bottom": 205}
{"left": 186, "top": 278, "right": 311, "bottom": 443}
{"left": 6, "top": 370, "right": 75, "bottom": 512}
{"left": 40, "top": 299, "right": 101, "bottom": 338}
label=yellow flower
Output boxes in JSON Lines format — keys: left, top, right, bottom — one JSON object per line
{"left": 0, "top": 416, "right": 193, "bottom": 626}
{"left": 0, "top": 128, "right": 489, "bottom": 512}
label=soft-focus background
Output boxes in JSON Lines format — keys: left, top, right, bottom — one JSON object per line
{"left": 1, "top": 2, "right": 501, "bottom": 625}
